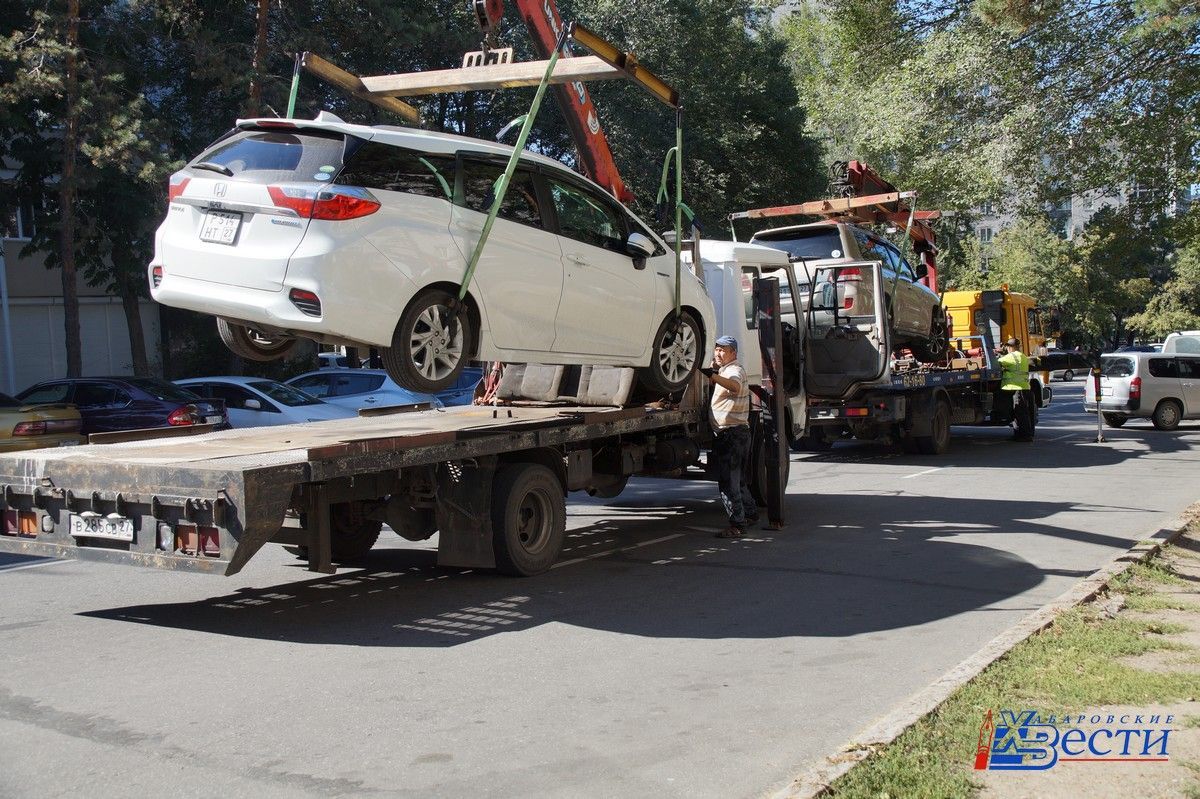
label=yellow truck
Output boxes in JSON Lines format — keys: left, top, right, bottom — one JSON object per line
{"left": 943, "top": 286, "right": 1050, "bottom": 357}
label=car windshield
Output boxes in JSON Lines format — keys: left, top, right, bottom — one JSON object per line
{"left": 248, "top": 380, "right": 322, "bottom": 407}
{"left": 751, "top": 229, "right": 843, "bottom": 261}
{"left": 0, "top": 392, "right": 19, "bottom": 408}
{"left": 125, "top": 377, "right": 201, "bottom": 402}
{"left": 1101, "top": 356, "right": 1135, "bottom": 378}
{"left": 193, "top": 129, "right": 347, "bottom": 183}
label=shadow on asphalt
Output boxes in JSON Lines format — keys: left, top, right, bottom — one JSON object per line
{"left": 84, "top": 479, "right": 1116, "bottom": 648}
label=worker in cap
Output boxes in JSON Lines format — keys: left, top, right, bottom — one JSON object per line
{"left": 997, "top": 336, "right": 1035, "bottom": 441}
{"left": 702, "top": 335, "right": 757, "bottom": 537}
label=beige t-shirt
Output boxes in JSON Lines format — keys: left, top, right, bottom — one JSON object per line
{"left": 710, "top": 361, "right": 750, "bottom": 430}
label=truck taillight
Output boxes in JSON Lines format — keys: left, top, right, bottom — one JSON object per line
{"left": 837, "top": 267, "right": 862, "bottom": 280}
{"left": 267, "top": 184, "right": 380, "bottom": 221}
{"left": 166, "top": 406, "right": 196, "bottom": 426}
{"left": 1129, "top": 377, "right": 1141, "bottom": 399}
{"left": 168, "top": 175, "right": 190, "bottom": 203}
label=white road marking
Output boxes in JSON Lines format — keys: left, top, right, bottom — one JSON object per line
{"left": 901, "top": 467, "right": 943, "bottom": 480}
{"left": 552, "top": 533, "right": 685, "bottom": 569}
{"left": 1049, "top": 432, "right": 1077, "bottom": 441}
{"left": 0, "top": 559, "right": 62, "bottom": 573}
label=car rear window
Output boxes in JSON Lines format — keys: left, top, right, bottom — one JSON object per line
{"left": 751, "top": 229, "right": 844, "bottom": 261}
{"left": 0, "top": 392, "right": 19, "bottom": 407}
{"left": 1101, "top": 356, "right": 1135, "bottom": 377}
{"left": 249, "top": 380, "right": 321, "bottom": 407}
{"left": 124, "top": 377, "right": 201, "bottom": 402}
{"left": 194, "top": 130, "right": 348, "bottom": 183}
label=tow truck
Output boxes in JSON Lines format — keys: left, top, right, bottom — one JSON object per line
{"left": 731, "top": 164, "right": 1052, "bottom": 454}
{"left": 0, "top": 11, "right": 810, "bottom": 578}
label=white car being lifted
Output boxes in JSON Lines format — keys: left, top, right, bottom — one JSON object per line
{"left": 150, "top": 114, "right": 715, "bottom": 395}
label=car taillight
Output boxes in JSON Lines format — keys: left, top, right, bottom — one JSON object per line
{"left": 843, "top": 297, "right": 854, "bottom": 309}
{"left": 167, "top": 406, "right": 196, "bottom": 426}
{"left": 168, "top": 175, "right": 190, "bottom": 203}
{"left": 837, "top": 267, "right": 862, "bottom": 280}
{"left": 1129, "top": 377, "right": 1141, "bottom": 399}
{"left": 151, "top": 266, "right": 163, "bottom": 288}
{"left": 267, "top": 184, "right": 380, "bottom": 221}
{"left": 13, "top": 419, "right": 80, "bottom": 436}
{"left": 289, "top": 288, "right": 322, "bottom": 317}
{"left": 253, "top": 120, "right": 298, "bottom": 130}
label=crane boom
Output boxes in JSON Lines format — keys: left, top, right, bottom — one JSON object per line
{"left": 474, "top": 0, "right": 633, "bottom": 204}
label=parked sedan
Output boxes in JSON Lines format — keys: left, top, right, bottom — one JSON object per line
{"left": 0, "top": 393, "right": 85, "bottom": 452}
{"left": 149, "top": 113, "right": 715, "bottom": 395}
{"left": 284, "top": 369, "right": 443, "bottom": 412}
{"left": 175, "top": 376, "right": 357, "bottom": 427}
{"left": 16, "top": 377, "right": 228, "bottom": 436}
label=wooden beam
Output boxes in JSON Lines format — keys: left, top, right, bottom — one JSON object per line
{"left": 358, "top": 56, "right": 623, "bottom": 97}
{"left": 300, "top": 52, "right": 421, "bottom": 124}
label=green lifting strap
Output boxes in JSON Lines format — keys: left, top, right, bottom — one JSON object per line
{"left": 285, "top": 53, "right": 302, "bottom": 118}
{"left": 655, "top": 111, "right": 688, "bottom": 319}
{"left": 457, "top": 36, "right": 565, "bottom": 303}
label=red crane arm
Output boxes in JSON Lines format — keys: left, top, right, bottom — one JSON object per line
{"left": 474, "top": 0, "right": 633, "bottom": 204}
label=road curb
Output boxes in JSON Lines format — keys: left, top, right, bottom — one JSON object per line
{"left": 769, "top": 509, "right": 1196, "bottom": 799}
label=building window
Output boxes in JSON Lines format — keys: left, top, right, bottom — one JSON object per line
{"left": 980, "top": 201, "right": 994, "bottom": 216}
{"left": 0, "top": 192, "right": 37, "bottom": 240}
{"left": 978, "top": 227, "right": 995, "bottom": 244}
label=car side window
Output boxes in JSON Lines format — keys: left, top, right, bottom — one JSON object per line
{"left": 460, "top": 160, "right": 543, "bottom": 229}
{"left": 547, "top": 178, "right": 627, "bottom": 253}
{"left": 335, "top": 374, "right": 386, "bottom": 395}
{"left": 1178, "top": 359, "right": 1200, "bottom": 379}
{"left": 208, "top": 384, "right": 263, "bottom": 410}
{"left": 337, "top": 142, "right": 455, "bottom": 201}
{"left": 290, "top": 376, "right": 332, "bottom": 397}
{"left": 887, "top": 245, "right": 915, "bottom": 281}
{"left": 73, "top": 383, "right": 120, "bottom": 408}
{"left": 1148, "top": 358, "right": 1179, "bottom": 378}
{"left": 19, "top": 383, "right": 72, "bottom": 404}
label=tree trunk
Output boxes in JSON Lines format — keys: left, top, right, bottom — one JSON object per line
{"left": 59, "top": 0, "right": 82, "bottom": 377}
{"left": 117, "top": 279, "right": 149, "bottom": 376}
{"left": 247, "top": 0, "right": 270, "bottom": 114}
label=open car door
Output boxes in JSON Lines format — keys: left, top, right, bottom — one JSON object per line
{"left": 803, "top": 260, "right": 891, "bottom": 399}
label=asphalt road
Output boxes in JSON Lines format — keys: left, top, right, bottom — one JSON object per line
{"left": 2, "top": 381, "right": 1198, "bottom": 798}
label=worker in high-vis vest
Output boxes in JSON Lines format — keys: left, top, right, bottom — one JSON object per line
{"left": 997, "top": 336, "right": 1035, "bottom": 441}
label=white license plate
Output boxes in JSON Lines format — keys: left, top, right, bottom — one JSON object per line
{"left": 205, "top": 415, "right": 223, "bottom": 424}
{"left": 70, "top": 514, "right": 134, "bottom": 542}
{"left": 199, "top": 210, "right": 243, "bottom": 245}
{"left": 1100, "top": 387, "right": 1112, "bottom": 396}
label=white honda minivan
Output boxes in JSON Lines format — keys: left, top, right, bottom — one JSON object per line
{"left": 150, "top": 113, "right": 715, "bottom": 395}
{"left": 1084, "top": 352, "right": 1200, "bottom": 430}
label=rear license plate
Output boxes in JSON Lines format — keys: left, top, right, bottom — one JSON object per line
{"left": 70, "top": 514, "right": 134, "bottom": 542}
{"left": 199, "top": 210, "right": 242, "bottom": 245}
{"left": 205, "top": 415, "right": 222, "bottom": 424}
{"left": 1100, "top": 387, "right": 1112, "bottom": 396}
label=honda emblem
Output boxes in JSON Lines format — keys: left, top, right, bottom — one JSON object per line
{"left": 214, "top": 182, "right": 228, "bottom": 197}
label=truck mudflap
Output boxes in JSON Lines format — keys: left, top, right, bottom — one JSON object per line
{"left": 1, "top": 460, "right": 299, "bottom": 576}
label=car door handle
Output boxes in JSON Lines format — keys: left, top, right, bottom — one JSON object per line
{"left": 566, "top": 253, "right": 589, "bottom": 265}
{"left": 364, "top": 397, "right": 376, "bottom": 403}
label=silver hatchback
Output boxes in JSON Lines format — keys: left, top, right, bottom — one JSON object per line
{"left": 1084, "top": 352, "right": 1200, "bottom": 430}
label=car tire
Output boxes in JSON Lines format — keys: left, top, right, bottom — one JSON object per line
{"left": 1062, "top": 370, "right": 1074, "bottom": 381}
{"left": 1152, "top": 399, "right": 1183, "bottom": 431}
{"left": 382, "top": 288, "right": 473, "bottom": 394}
{"left": 638, "top": 312, "right": 702, "bottom": 395}
{"left": 492, "top": 463, "right": 566, "bottom": 576}
{"left": 216, "top": 318, "right": 297, "bottom": 362}
{"left": 1102, "top": 412, "right": 1128, "bottom": 428}
{"left": 915, "top": 309, "right": 949, "bottom": 362}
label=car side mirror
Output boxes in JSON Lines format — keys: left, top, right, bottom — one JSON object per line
{"left": 625, "top": 232, "right": 655, "bottom": 259}
{"left": 244, "top": 399, "right": 262, "bottom": 410}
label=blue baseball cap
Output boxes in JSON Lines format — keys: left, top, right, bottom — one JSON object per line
{"left": 715, "top": 335, "right": 738, "bottom": 349}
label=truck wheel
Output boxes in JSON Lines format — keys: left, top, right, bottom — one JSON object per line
{"left": 382, "top": 288, "right": 473, "bottom": 394}
{"left": 329, "top": 502, "right": 383, "bottom": 561}
{"left": 1102, "top": 412, "right": 1128, "bottom": 428}
{"left": 915, "top": 399, "right": 951, "bottom": 455}
{"left": 216, "top": 318, "right": 297, "bottom": 361}
{"left": 638, "top": 312, "right": 701, "bottom": 395}
{"left": 1152, "top": 399, "right": 1183, "bottom": 431}
{"left": 492, "top": 463, "right": 566, "bottom": 576}
{"left": 748, "top": 426, "right": 790, "bottom": 507}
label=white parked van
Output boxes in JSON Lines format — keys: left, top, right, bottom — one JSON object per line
{"left": 1084, "top": 351, "right": 1200, "bottom": 430}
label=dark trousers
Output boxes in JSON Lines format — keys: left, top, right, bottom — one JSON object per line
{"left": 999, "top": 388, "right": 1035, "bottom": 439}
{"left": 713, "top": 425, "right": 756, "bottom": 528}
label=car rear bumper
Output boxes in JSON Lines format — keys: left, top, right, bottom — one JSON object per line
{"left": 151, "top": 272, "right": 397, "bottom": 347}
{"left": 0, "top": 435, "right": 86, "bottom": 453}
{"left": 1084, "top": 399, "right": 1140, "bottom": 413}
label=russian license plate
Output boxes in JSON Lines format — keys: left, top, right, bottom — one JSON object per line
{"left": 70, "top": 514, "right": 134, "bottom": 542}
{"left": 205, "top": 415, "right": 222, "bottom": 425}
{"left": 199, "top": 210, "right": 242, "bottom": 245}
{"left": 1100, "top": 387, "right": 1112, "bottom": 396}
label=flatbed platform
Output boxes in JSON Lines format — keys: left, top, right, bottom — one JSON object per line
{"left": 0, "top": 403, "right": 702, "bottom": 576}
